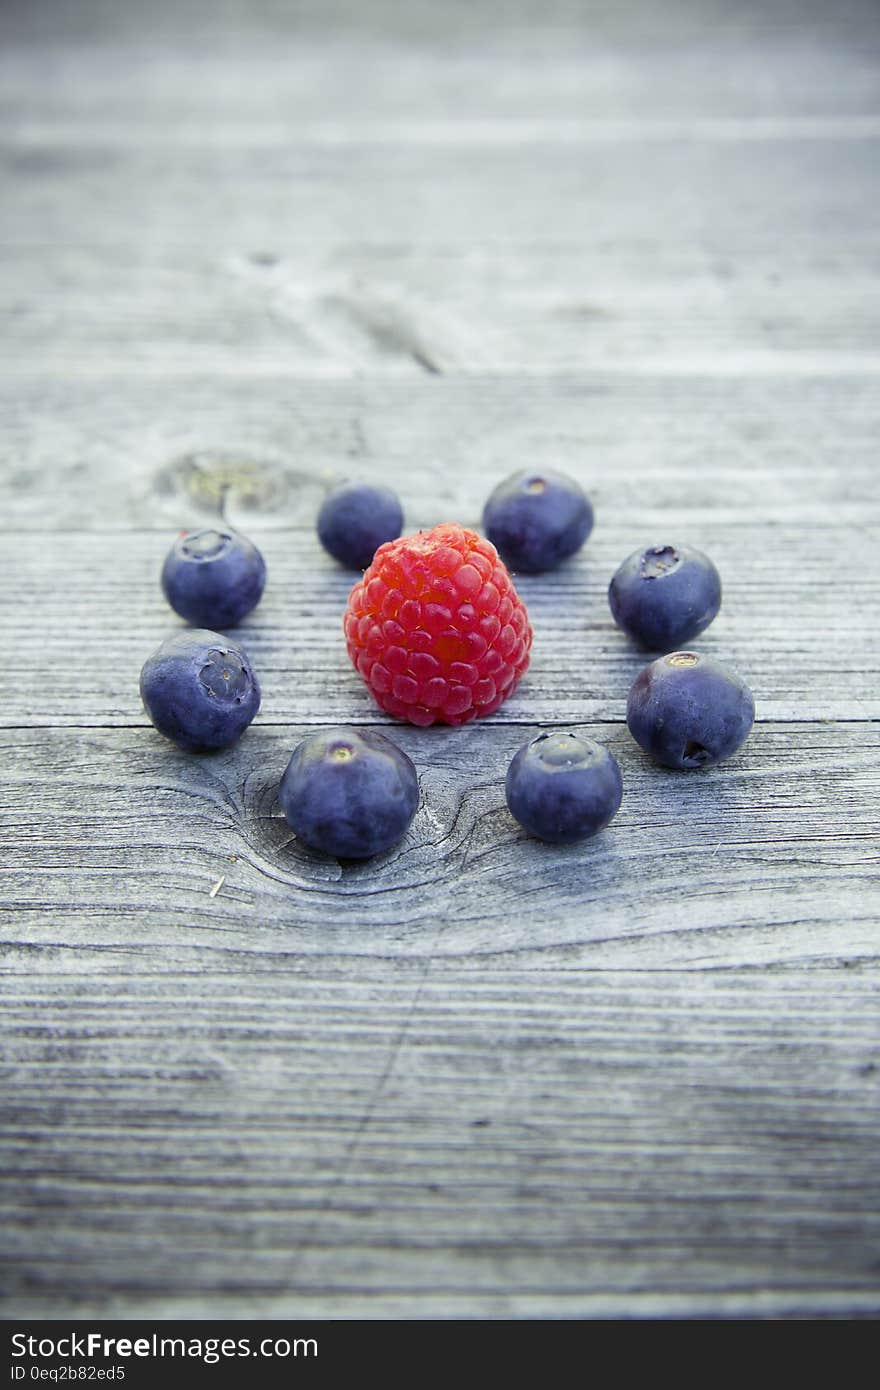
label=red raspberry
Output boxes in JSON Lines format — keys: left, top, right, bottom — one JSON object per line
{"left": 344, "top": 523, "right": 533, "bottom": 727}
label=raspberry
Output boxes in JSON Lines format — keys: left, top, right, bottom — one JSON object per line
{"left": 344, "top": 522, "right": 533, "bottom": 727}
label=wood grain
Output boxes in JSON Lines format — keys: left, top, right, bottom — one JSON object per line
{"left": 1, "top": 0, "right": 879, "bottom": 1320}
{"left": 3, "top": 143, "right": 879, "bottom": 315}
{"left": 2, "top": 961, "right": 879, "bottom": 1317}
{"left": 2, "top": 521, "right": 879, "bottom": 726}
{"left": 4, "top": 240, "right": 880, "bottom": 378}
{"left": 2, "top": 721, "right": 878, "bottom": 968}
{"left": 4, "top": 0, "right": 879, "bottom": 126}
{"left": 1, "top": 372, "right": 877, "bottom": 529}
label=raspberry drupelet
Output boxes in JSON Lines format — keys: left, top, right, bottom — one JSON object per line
{"left": 344, "top": 523, "right": 533, "bottom": 727}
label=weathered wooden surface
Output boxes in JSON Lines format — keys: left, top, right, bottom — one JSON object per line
{"left": 3, "top": 721, "right": 879, "bottom": 970}
{"left": 1, "top": 0, "right": 879, "bottom": 1319}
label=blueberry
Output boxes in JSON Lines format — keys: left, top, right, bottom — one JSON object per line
{"left": 482, "top": 468, "right": 593, "bottom": 573}
{"left": 317, "top": 482, "right": 404, "bottom": 570}
{"left": 506, "top": 731, "right": 623, "bottom": 844}
{"left": 609, "top": 544, "right": 722, "bottom": 650}
{"left": 161, "top": 527, "right": 266, "bottom": 628}
{"left": 279, "top": 726, "right": 419, "bottom": 858}
{"left": 140, "top": 629, "right": 261, "bottom": 752}
{"left": 626, "top": 652, "right": 754, "bottom": 769}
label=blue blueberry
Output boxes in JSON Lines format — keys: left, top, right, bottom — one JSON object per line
{"left": 609, "top": 544, "right": 722, "bottom": 650}
{"left": 627, "top": 652, "right": 754, "bottom": 770}
{"left": 483, "top": 468, "right": 593, "bottom": 573}
{"left": 506, "top": 731, "right": 623, "bottom": 844}
{"left": 317, "top": 482, "right": 404, "bottom": 570}
{"left": 140, "top": 629, "right": 261, "bottom": 752}
{"left": 161, "top": 527, "right": 266, "bottom": 628}
{"left": 279, "top": 726, "right": 419, "bottom": 858}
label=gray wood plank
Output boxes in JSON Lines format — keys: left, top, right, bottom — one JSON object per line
{"left": 1, "top": 373, "right": 877, "bottom": 533}
{"left": 3, "top": 0, "right": 879, "bottom": 124}
{"left": 1, "top": 961, "right": 878, "bottom": 1316}
{"left": 2, "top": 0, "right": 879, "bottom": 1323}
{"left": 2, "top": 519, "right": 878, "bottom": 725}
{"left": 3, "top": 240, "right": 880, "bottom": 375}
{"left": 3, "top": 138, "right": 879, "bottom": 275}
{"left": 2, "top": 722, "right": 878, "bottom": 969}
